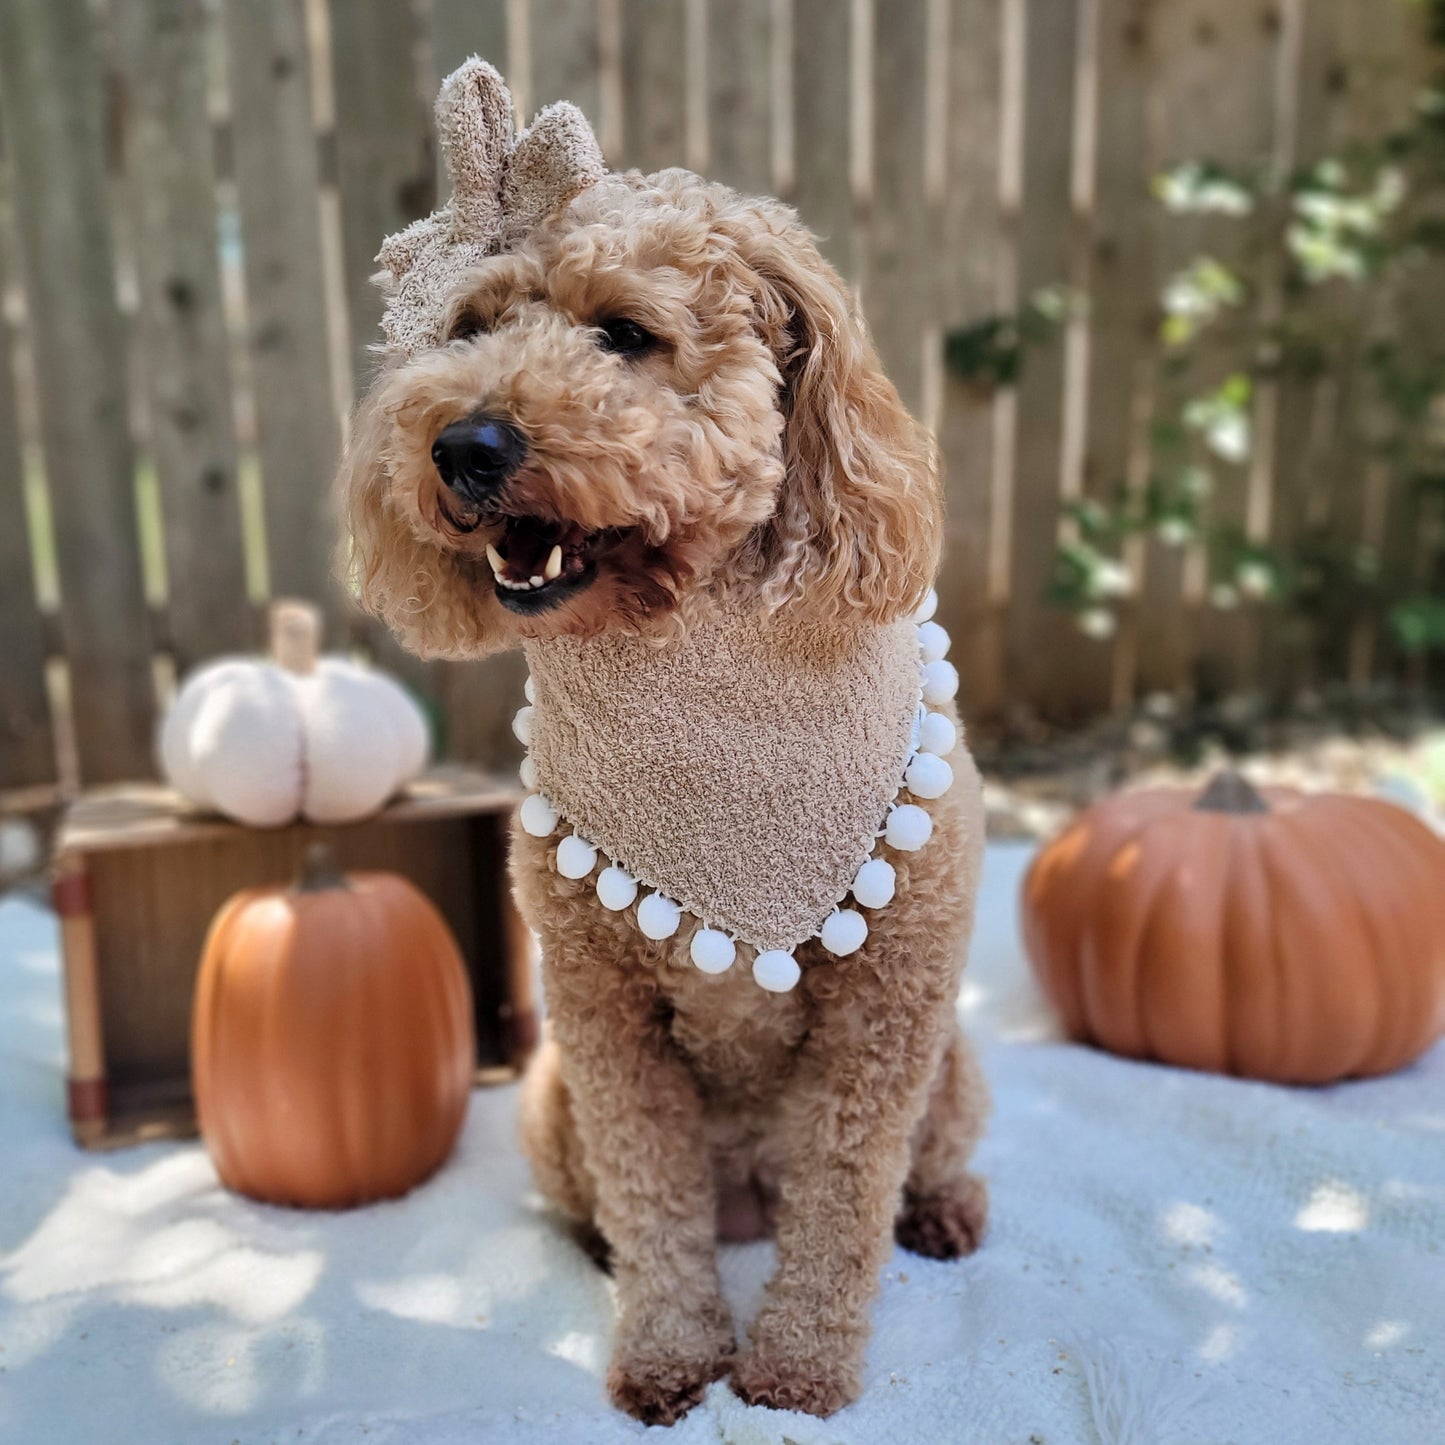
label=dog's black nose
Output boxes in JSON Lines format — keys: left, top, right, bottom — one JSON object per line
{"left": 431, "top": 414, "right": 528, "bottom": 504}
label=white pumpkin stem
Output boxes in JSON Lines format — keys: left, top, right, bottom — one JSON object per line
{"left": 270, "top": 599, "right": 322, "bottom": 676}
{"left": 295, "top": 842, "right": 350, "bottom": 893}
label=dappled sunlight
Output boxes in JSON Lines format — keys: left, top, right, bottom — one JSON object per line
{"left": 1160, "top": 1202, "right": 1220, "bottom": 1249}
{"left": 1295, "top": 1181, "right": 1370, "bottom": 1233}
{"left": 546, "top": 1328, "right": 607, "bottom": 1375}
{"left": 1198, "top": 1323, "right": 1240, "bottom": 1363}
{"left": 355, "top": 1271, "right": 471, "bottom": 1328}
{"left": 2, "top": 1150, "right": 323, "bottom": 1326}
{"left": 1184, "top": 1262, "right": 1248, "bottom": 1311}
{"left": 1365, "top": 1319, "right": 1410, "bottom": 1351}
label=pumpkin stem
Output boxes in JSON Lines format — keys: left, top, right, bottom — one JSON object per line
{"left": 295, "top": 842, "right": 350, "bottom": 893}
{"left": 1194, "top": 769, "right": 1269, "bottom": 815}
{"left": 270, "top": 599, "right": 322, "bottom": 675}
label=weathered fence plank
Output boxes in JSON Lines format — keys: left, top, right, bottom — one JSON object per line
{"left": 867, "top": 0, "right": 930, "bottom": 414}
{"left": 791, "top": 0, "right": 857, "bottom": 283}
{"left": 432, "top": 0, "right": 510, "bottom": 86}
{"left": 1003, "top": 0, "right": 1080, "bottom": 720}
{"left": 705, "top": 0, "right": 773, "bottom": 194}
{"left": 331, "top": 0, "right": 432, "bottom": 398}
{"left": 620, "top": 0, "right": 688, "bottom": 173}
{"left": 113, "top": 0, "right": 253, "bottom": 675}
{"left": 0, "top": 158, "right": 54, "bottom": 796}
{"left": 1150, "top": 0, "right": 1282, "bottom": 702}
{"left": 222, "top": 0, "right": 344, "bottom": 627}
{"left": 532, "top": 0, "right": 602, "bottom": 122}
{"left": 0, "top": 0, "right": 155, "bottom": 784}
{"left": 936, "top": 0, "right": 1005, "bottom": 724}
{"left": 1084, "top": 0, "right": 1159, "bottom": 712}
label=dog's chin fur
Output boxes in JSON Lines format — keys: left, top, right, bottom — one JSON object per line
{"left": 338, "top": 168, "right": 941, "bottom": 655}
{"left": 338, "top": 163, "right": 988, "bottom": 1428}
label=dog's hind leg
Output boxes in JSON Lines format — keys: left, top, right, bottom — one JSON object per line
{"left": 895, "top": 1023, "right": 990, "bottom": 1259}
{"left": 518, "top": 1035, "right": 609, "bottom": 1266}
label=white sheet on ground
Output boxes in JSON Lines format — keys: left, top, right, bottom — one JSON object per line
{"left": 0, "top": 842, "right": 1441, "bottom": 1444}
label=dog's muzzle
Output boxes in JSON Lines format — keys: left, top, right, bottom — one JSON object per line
{"left": 431, "top": 414, "right": 528, "bottom": 506}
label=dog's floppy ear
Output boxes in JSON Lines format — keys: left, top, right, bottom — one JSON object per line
{"left": 729, "top": 205, "right": 941, "bottom": 625}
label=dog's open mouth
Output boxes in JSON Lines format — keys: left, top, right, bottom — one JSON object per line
{"left": 486, "top": 517, "right": 602, "bottom": 612}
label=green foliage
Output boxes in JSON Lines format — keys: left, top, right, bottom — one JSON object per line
{"left": 943, "top": 286, "right": 1081, "bottom": 392}
{"left": 1027, "top": 4, "right": 1445, "bottom": 672}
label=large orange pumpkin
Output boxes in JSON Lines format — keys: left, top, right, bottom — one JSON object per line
{"left": 192, "top": 844, "right": 475, "bottom": 1207}
{"left": 1022, "top": 772, "right": 1445, "bottom": 1084}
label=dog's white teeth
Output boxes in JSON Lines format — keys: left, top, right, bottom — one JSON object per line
{"left": 530, "top": 575, "right": 544, "bottom": 587}
{"left": 544, "top": 544, "right": 563, "bottom": 581}
{"left": 485, "top": 543, "right": 506, "bottom": 579}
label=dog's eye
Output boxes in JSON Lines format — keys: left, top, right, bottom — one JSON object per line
{"left": 448, "top": 312, "right": 488, "bottom": 342}
{"left": 595, "top": 317, "right": 656, "bottom": 357}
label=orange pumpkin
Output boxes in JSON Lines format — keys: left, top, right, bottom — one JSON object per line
{"left": 1022, "top": 772, "right": 1445, "bottom": 1084}
{"left": 192, "top": 844, "right": 475, "bottom": 1207}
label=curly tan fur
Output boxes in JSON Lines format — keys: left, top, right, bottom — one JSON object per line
{"left": 341, "top": 164, "right": 986, "bottom": 1424}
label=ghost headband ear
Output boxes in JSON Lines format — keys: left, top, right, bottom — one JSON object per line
{"left": 501, "top": 102, "right": 608, "bottom": 245}
{"left": 435, "top": 57, "right": 515, "bottom": 241}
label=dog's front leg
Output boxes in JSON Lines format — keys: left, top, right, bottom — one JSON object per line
{"left": 544, "top": 944, "right": 733, "bottom": 1425}
{"left": 731, "top": 969, "right": 954, "bottom": 1417}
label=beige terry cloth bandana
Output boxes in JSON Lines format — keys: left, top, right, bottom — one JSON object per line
{"left": 524, "top": 605, "right": 922, "bottom": 952}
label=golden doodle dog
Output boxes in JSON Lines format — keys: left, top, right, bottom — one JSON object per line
{"left": 340, "top": 59, "right": 989, "bottom": 1425}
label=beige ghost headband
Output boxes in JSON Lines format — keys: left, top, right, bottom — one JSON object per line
{"left": 377, "top": 58, "right": 607, "bottom": 357}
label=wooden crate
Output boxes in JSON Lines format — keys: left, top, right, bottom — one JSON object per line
{"left": 52, "top": 767, "right": 532, "bottom": 1149}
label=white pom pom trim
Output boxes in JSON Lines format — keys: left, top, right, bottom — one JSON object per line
{"left": 596, "top": 865, "right": 638, "bottom": 911}
{"left": 637, "top": 892, "right": 682, "bottom": 940}
{"left": 690, "top": 928, "right": 736, "bottom": 974}
{"left": 555, "top": 832, "right": 598, "bottom": 879}
{"left": 820, "top": 908, "right": 868, "bottom": 956}
{"left": 514, "top": 578, "right": 955, "bottom": 990}
{"left": 519, "top": 792, "right": 558, "bottom": 837}
{"left": 851, "top": 857, "right": 896, "bottom": 909}
{"left": 921, "top": 659, "right": 959, "bottom": 707}
{"left": 886, "top": 803, "right": 933, "bottom": 852}
{"left": 918, "top": 711, "right": 957, "bottom": 757}
{"left": 917, "top": 620, "right": 949, "bottom": 664}
{"left": 753, "top": 950, "right": 801, "bottom": 992}
{"left": 905, "top": 751, "right": 954, "bottom": 801}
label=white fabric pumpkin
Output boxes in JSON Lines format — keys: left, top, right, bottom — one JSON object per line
{"left": 159, "top": 601, "right": 429, "bottom": 827}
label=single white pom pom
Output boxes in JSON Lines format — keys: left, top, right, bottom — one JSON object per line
{"left": 905, "top": 752, "right": 955, "bottom": 800}
{"left": 886, "top": 803, "right": 933, "bottom": 852}
{"left": 918, "top": 711, "right": 957, "bottom": 757}
{"left": 555, "top": 833, "right": 598, "bottom": 879}
{"left": 524, "top": 675, "right": 535, "bottom": 703}
{"left": 690, "top": 928, "right": 736, "bottom": 974}
{"left": 753, "top": 950, "right": 801, "bottom": 993}
{"left": 820, "top": 909, "right": 868, "bottom": 957}
{"left": 637, "top": 892, "right": 682, "bottom": 940}
{"left": 519, "top": 792, "right": 558, "bottom": 837}
{"left": 596, "top": 865, "right": 638, "bottom": 911}
{"left": 512, "top": 705, "right": 534, "bottom": 745}
{"left": 914, "top": 587, "right": 939, "bottom": 624}
{"left": 921, "top": 659, "right": 959, "bottom": 707}
{"left": 852, "top": 857, "right": 896, "bottom": 909}
{"left": 917, "top": 620, "right": 950, "bottom": 663}
{"left": 519, "top": 755, "right": 537, "bottom": 790}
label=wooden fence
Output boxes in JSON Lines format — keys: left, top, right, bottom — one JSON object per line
{"left": 0, "top": 0, "right": 1437, "bottom": 810}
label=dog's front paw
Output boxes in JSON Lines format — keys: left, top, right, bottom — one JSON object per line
{"left": 894, "top": 1174, "right": 989, "bottom": 1259}
{"left": 607, "top": 1314, "right": 734, "bottom": 1426}
{"left": 730, "top": 1345, "right": 858, "bottom": 1418}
